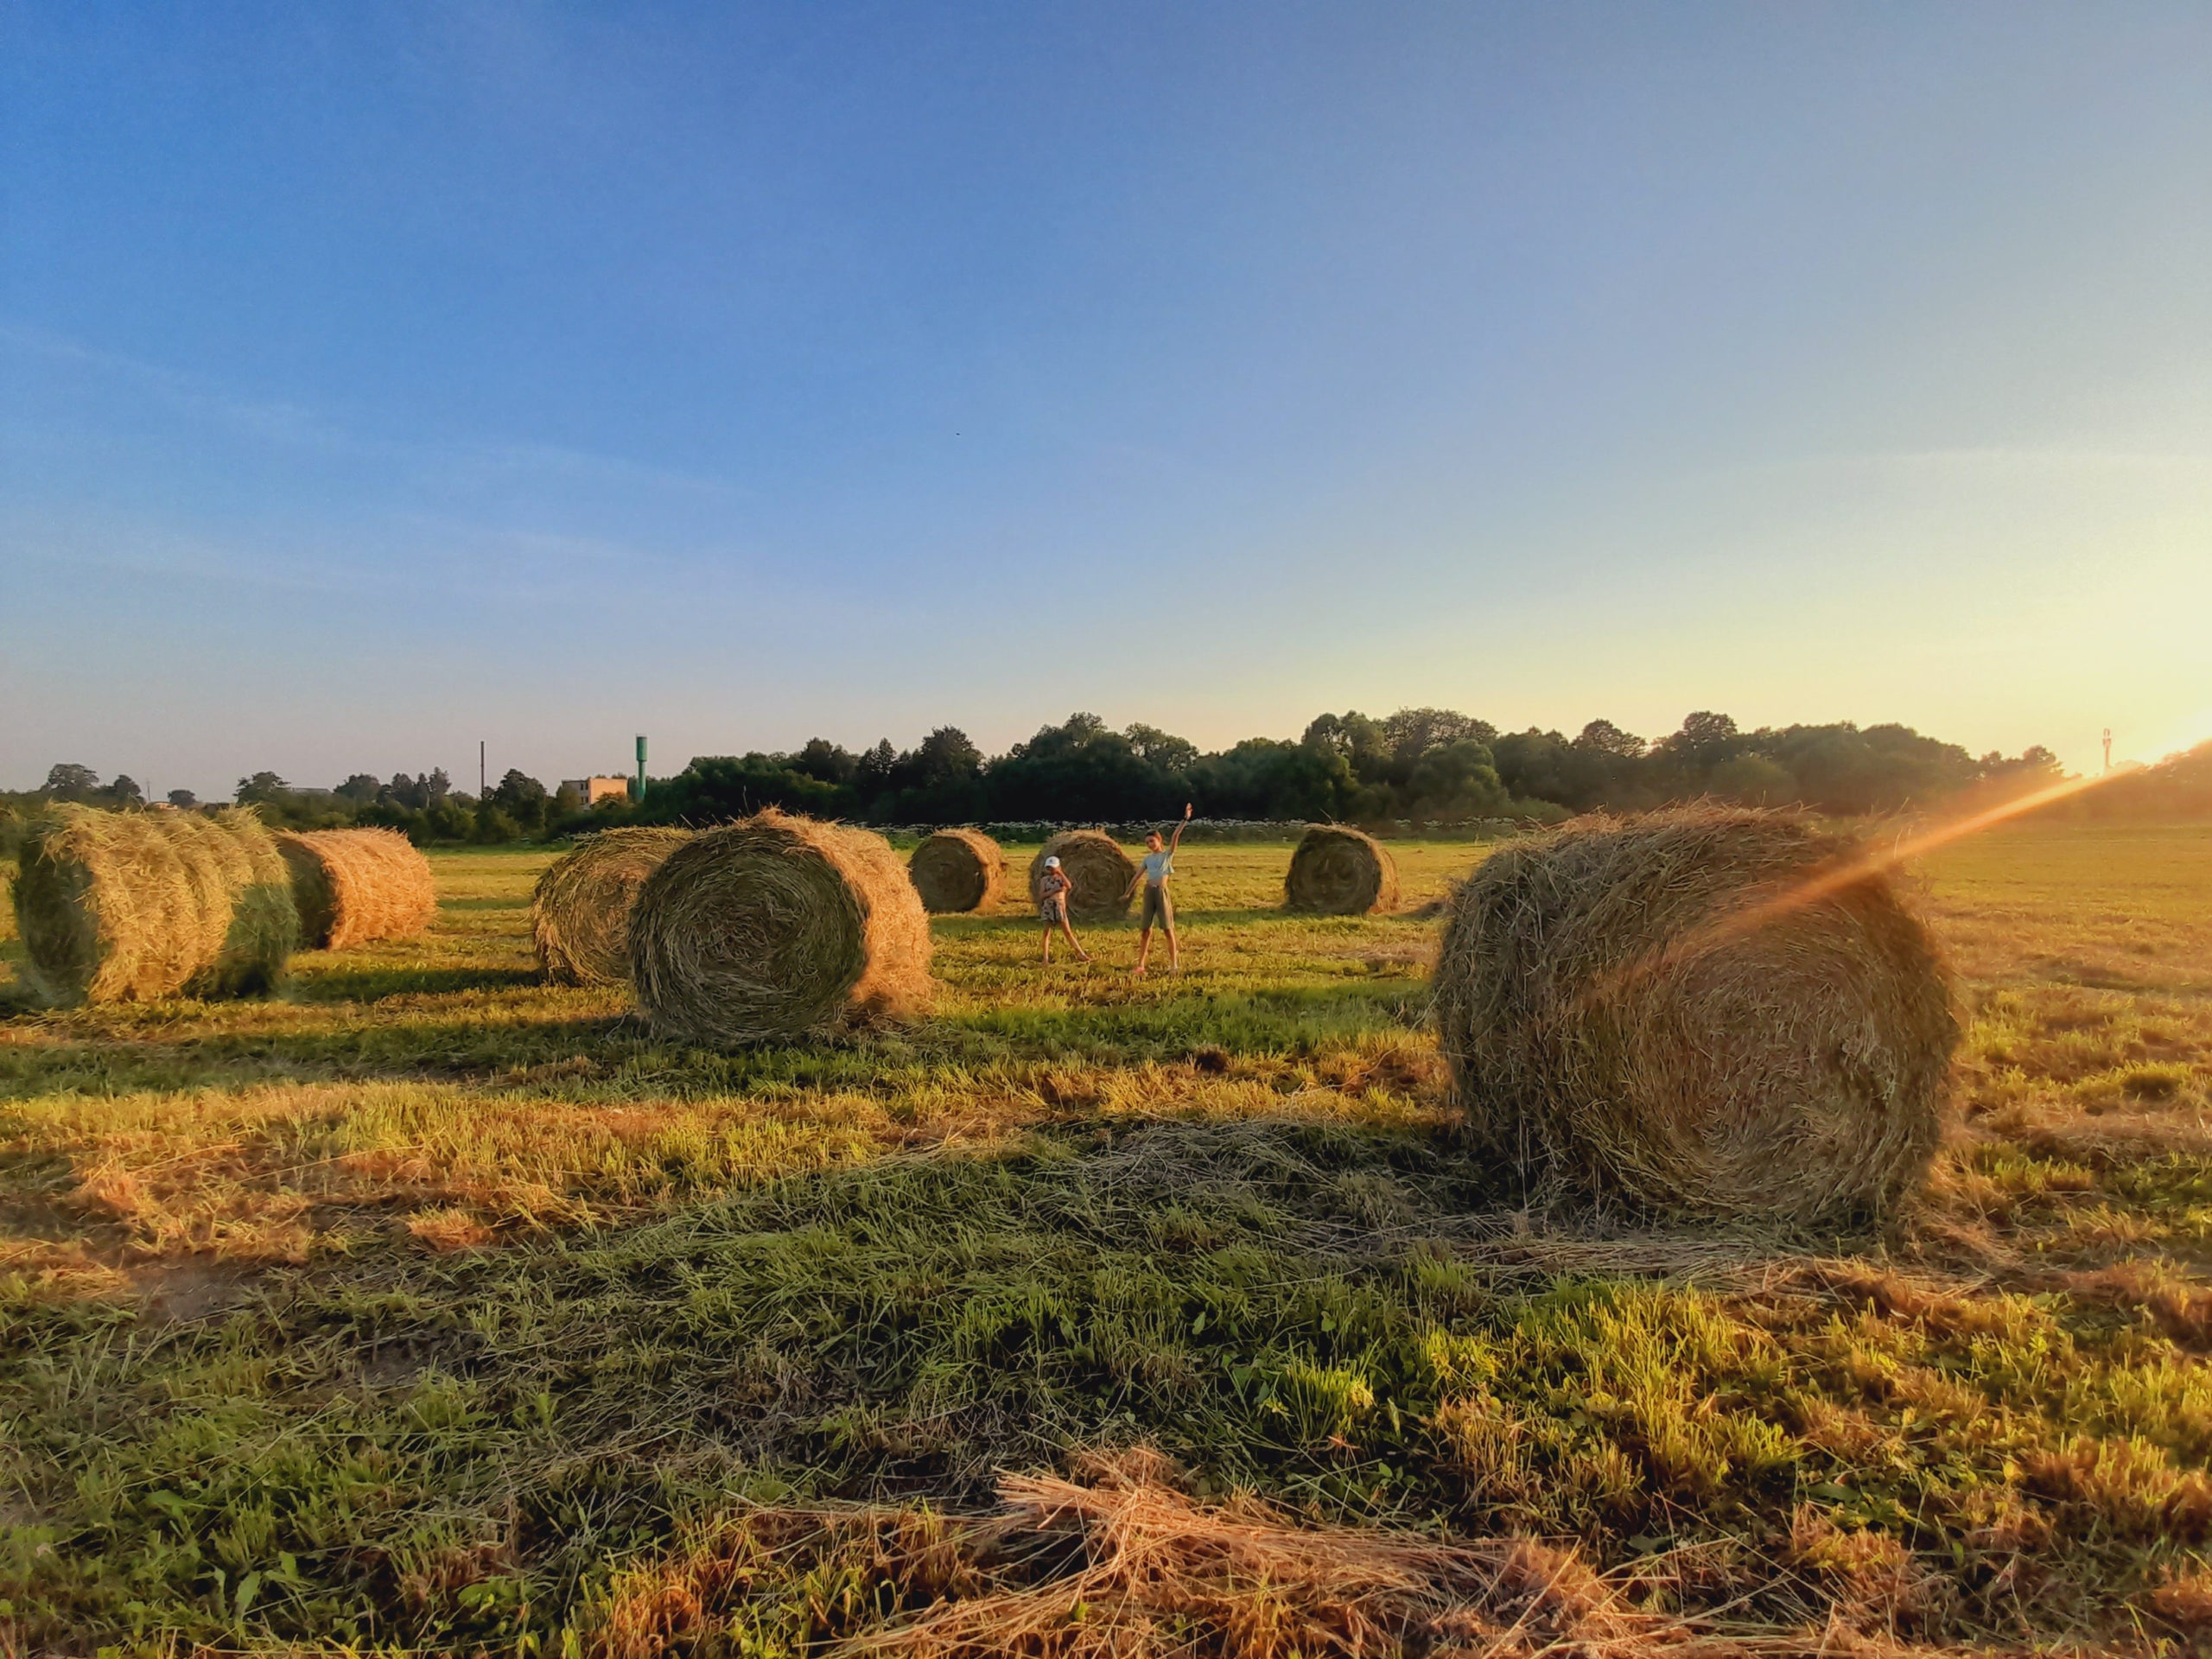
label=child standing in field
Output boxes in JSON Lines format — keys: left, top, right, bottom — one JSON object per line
{"left": 1127, "top": 804, "right": 1192, "bottom": 976}
{"left": 1038, "top": 855, "right": 1090, "bottom": 964}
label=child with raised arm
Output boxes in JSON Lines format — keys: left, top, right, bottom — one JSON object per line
{"left": 1126, "top": 803, "right": 1192, "bottom": 976}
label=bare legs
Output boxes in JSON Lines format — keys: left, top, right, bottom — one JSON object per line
{"left": 1132, "top": 897, "right": 1179, "bottom": 976}
{"left": 1042, "top": 912, "right": 1089, "bottom": 963}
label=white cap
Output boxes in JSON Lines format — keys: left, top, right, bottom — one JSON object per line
{"left": 1043, "top": 855, "right": 1061, "bottom": 868}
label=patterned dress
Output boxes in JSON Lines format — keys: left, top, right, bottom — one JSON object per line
{"left": 1039, "top": 869, "right": 1071, "bottom": 923}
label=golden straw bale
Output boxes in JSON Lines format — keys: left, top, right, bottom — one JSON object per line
{"left": 628, "top": 810, "right": 932, "bottom": 1044}
{"left": 1028, "top": 830, "right": 1137, "bottom": 919}
{"left": 531, "top": 828, "right": 690, "bottom": 986}
{"left": 10, "top": 804, "right": 296, "bottom": 1005}
{"left": 276, "top": 829, "right": 436, "bottom": 949}
{"left": 908, "top": 829, "right": 1006, "bottom": 913}
{"left": 1433, "top": 807, "right": 1957, "bottom": 1226}
{"left": 1284, "top": 824, "right": 1399, "bottom": 915}
{"left": 138, "top": 808, "right": 295, "bottom": 998}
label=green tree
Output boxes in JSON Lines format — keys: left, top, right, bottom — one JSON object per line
{"left": 1658, "top": 711, "right": 1745, "bottom": 773}
{"left": 1407, "top": 738, "right": 1509, "bottom": 821}
{"left": 1708, "top": 754, "right": 1796, "bottom": 805}
{"left": 1192, "top": 739, "right": 1352, "bottom": 820}
{"left": 492, "top": 769, "right": 550, "bottom": 833}
{"left": 472, "top": 800, "right": 522, "bottom": 843}
{"left": 912, "top": 727, "right": 985, "bottom": 788}
{"left": 793, "top": 739, "right": 857, "bottom": 785}
{"left": 1303, "top": 712, "right": 1394, "bottom": 798}
{"left": 1574, "top": 719, "right": 1645, "bottom": 758}
{"left": 1382, "top": 708, "right": 1496, "bottom": 763}
{"left": 1124, "top": 723, "right": 1199, "bottom": 774}
{"left": 988, "top": 713, "right": 1184, "bottom": 822}
{"left": 44, "top": 763, "right": 99, "bottom": 799}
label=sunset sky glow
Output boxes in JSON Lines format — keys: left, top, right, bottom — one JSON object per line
{"left": 3, "top": 4, "right": 2209, "bottom": 798}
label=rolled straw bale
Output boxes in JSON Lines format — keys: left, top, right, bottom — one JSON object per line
{"left": 276, "top": 829, "right": 436, "bottom": 949}
{"left": 909, "top": 828, "right": 1006, "bottom": 914}
{"left": 171, "top": 809, "right": 296, "bottom": 997}
{"left": 1028, "top": 830, "right": 1136, "bottom": 919}
{"left": 1433, "top": 807, "right": 1957, "bottom": 1226}
{"left": 1283, "top": 824, "right": 1399, "bottom": 915}
{"left": 531, "top": 827, "right": 690, "bottom": 986}
{"left": 10, "top": 804, "right": 296, "bottom": 1005}
{"left": 629, "top": 810, "right": 932, "bottom": 1044}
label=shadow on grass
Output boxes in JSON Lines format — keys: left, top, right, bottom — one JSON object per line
{"left": 291, "top": 962, "right": 547, "bottom": 1002}
{"left": 938, "top": 982, "right": 1426, "bottom": 1059}
{"left": 0, "top": 1011, "right": 640, "bottom": 1100}
{"left": 0, "top": 951, "right": 1431, "bottom": 1111}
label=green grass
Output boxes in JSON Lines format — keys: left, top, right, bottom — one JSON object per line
{"left": 4, "top": 830, "right": 2212, "bottom": 1653}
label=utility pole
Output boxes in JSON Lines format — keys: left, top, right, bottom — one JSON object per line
{"left": 2102, "top": 728, "right": 2113, "bottom": 773}
{"left": 480, "top": 741, "right": 486, "bottom": 798}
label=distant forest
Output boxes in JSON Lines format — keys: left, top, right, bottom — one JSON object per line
{"left": 16, "top": 706, "right": 2202, "bottom": 849}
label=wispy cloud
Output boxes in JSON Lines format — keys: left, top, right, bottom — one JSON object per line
{"left": 0, "top": 321, "right": 739, "bottom": 499}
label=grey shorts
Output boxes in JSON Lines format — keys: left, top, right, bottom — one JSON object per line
{"left": 1141, "top": 882, "right": 1173, "bottom": 929}
{"left": 1039, "top": 896, "right": 1067, "bottom": 924}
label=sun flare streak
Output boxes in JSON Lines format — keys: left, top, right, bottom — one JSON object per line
{"left": 1652, "top": 768, "right": 2126, "bottom": 978}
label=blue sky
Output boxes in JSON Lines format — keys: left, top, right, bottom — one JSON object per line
{"left": 3, "top": 3, "right": 2209, "bottom": 799}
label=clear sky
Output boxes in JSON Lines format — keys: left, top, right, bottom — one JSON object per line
{"left": 4, "top": 3, "right": 2209, "bottom": 800}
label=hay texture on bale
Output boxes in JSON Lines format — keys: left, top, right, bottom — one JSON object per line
{"left": 908, "top": 828, "right": 1006, "bottom": 913}
{"left": 1433, "top": 808, "right": 1957, "bottom": 1227}
{"left": 532, "top": 827, "right": 690, "bottom": 987}
{"left": 1028, "top": 830, "right": 1137, "bottom": 919}
{"left": 629, "top": 810, "right": 932, "bottom": 1044}
{"left": 276, "top": 829, "right": 436, "bottom": 949}
{"left": 1284, "top": 823, "right": 1399, "bottom": 915}
{"left": 10, "top": 804, "right": 296, "bottom": 1005}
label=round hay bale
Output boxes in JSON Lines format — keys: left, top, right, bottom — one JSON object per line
{"left": 174, "top": 809, "right": 296, "bottom": 997}
{"left": 1284, "top": 824, "right": 1398, "bottom": 915}
{"left": 628, "top": 810, "right": 933, "bottom": 1044}
{"left": 276, "top": 829, "right": 436, "bottom": 949}
{"left": 531, "top": 827, "right": 690, "bottom": 987}
{"left": 10, "top": 804, "right": 296, "bottom": 1005}
{"left": 909, "top": 829, "right": 1006, "bottom": 913}
{"left": 1433, "top": 808, "right": 1958, "bottom": 1226}
{"left": 1028, "top": 830, "right": 1136, "bottom": 919}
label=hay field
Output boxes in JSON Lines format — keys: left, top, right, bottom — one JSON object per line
{"left": 3, "top": 826, "right": 2209, "bottom": 1653}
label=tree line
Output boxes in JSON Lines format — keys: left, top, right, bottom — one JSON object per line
{"left": 620, "top": 709, "right": 2067, "bottom": 829}
{"left": 7, "top": 707, "right": 2102, "bottom": 849}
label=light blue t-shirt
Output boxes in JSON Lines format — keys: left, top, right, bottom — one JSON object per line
{"left": 1141, "top": 849, "right": 1174, "bottom": 887}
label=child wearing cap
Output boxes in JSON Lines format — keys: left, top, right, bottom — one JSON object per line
{"left": 1038, "top": 855, "right": 1090, "bottom": 964}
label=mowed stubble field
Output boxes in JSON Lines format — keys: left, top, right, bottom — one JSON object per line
{"left": 3, "top": 824, "right": 2210, "bottom": 1653}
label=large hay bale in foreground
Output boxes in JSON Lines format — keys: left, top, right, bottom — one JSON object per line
{"left": 1284, "top": 824, "right": 1398, "bottom": 915}
{"left": 10, "top": 805, "right": 296, "bottom": 1005}
{"left": 909, "top": 829, "right": 1006, "bottom": 913}
{"left": 629, "top": 810, "right": 932, "bottom": 1044}
{"left": 1029, "top": 830, "right": 1137, "bottom": 919}
{"left": 532, "top": 827, "right": 690, "bottom": 986}
{"left": 1433, "top": 809, "right": 1957, "bottom": 1226}
{"left": 276, "top": 829, "right": 436, "bottom": 949}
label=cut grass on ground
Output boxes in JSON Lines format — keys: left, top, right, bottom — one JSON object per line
{"left": 3, "top": 829, "right": 2211, "bottom": 1655}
